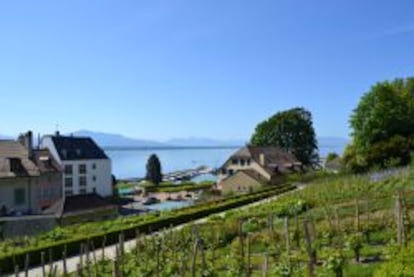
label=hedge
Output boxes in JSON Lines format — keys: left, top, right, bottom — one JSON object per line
{"left": 0, "top": 184, "right": 295, "bottom": 273}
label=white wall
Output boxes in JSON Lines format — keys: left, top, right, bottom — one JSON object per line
{"left": 40, "top": 137, "right": 113, "bottom": 197}
{"left": 40, "top": 137, "right": 62, "bottom": 163}
{"left": 62, "top": 159, "right": 112, "bottom": 197}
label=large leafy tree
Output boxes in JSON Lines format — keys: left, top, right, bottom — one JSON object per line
{"left": 345, "top": 78, "right": 414, "bottom": 172}
{"left": 146, "top": 154, "right": 162, "bottom": 185}
{"left": 251, "top": 107, "right": 318, "bottom": 166}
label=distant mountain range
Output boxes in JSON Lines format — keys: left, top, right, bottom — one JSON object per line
{"left": 165, "top": 137, "right": 246, "bottom": 147}
{"left": 69, "top": 130, "right": 246, "bottom": 148}
{"left": 69, "top": 130, "right": 168, "bottom": 148}
{"left": 1, "top": 130, "right": 349, "bottom": 153}
{"left": 0, "top": 134, "right": 12, "bottom": 140}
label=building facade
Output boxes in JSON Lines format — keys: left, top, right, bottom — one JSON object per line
{"left": 41, "top": 134, "right": 112, "bottom": 197}
{"left": 0, "top": 132, "right": 62, "bottom": 215}
{"left": 217, "top": 146, "right": 301, "bottom": 193}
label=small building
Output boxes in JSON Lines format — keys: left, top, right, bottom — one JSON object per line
{"left": 41, "top": 133, "right": 113, "bottom": 197}
{"left": 217, "top": 146, "right": 301, "bottom": 193}
{"left": 0, "top": 131, "right": 62, "bottom": 215}
{"left": 0, "top": 140, "right": 40, "bottom": 214}
{"left": 220, "top": 169, "right": 268, "bottom": 194}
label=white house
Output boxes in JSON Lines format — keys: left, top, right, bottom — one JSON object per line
{"left": 40, "top": 133, "right": 112, "bottom": 197}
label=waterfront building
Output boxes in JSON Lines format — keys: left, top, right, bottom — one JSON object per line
{"left": 217, "top": 146, "right": 301, "bottom": 193}
{"left": 41, "top": 133, "right": 113, "bottom": 197}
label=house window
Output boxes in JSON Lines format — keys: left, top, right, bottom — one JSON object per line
{"left": 92, "top": 163, "right": 96, "bottom": 170}
{"left": 221, "top": 169, "right": 227, "bottom": 175}
{"left": 65, "top": 177, "right": 73, "bottom": 187}
{"left": 92, "top": 187, "right": 97, "bottom": 193}
{"left": 228, "top": 169, "right": 234, "bottom": 175}
{"left": 79, "top": 188, "right": 87, "bottom": 194}
{"left": 92, "top": 176, "right": 97, "bottom": 182}
{"left": 247, "top": 159, "right": 251, "bottom": 166}
{"left": 65, "top": 190, "right": 73, "bottom": 196}
{"left": 14, "top": 188, "right": 26, "bottom": 205}
{"left": 240, "top": 159, "right": 245, "bottom": 166}
{"left": 79, "top": 176, "right": 87, "bottom": 187}
{"left": 64, "top": 165, "right": 73, "bottom": 175}
{"left": 232, "top": 159, "right": 238, "bottom": 165}
{"left": 79, "top": 164, "right": 87, "bottom": 174}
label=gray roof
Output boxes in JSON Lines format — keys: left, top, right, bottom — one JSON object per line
{"left": 0, "top": 140, "right": 39, "bottom": 178}
{"left": 49, "top": 136, "right": 108, "bottom": 161}
{"left": 224, "top": 145, "right": 300, "bottom": 175}
{"left": 32, "top": 149, "right": 62, "bottom": 173}
{"left": 0, "top": 140, "right": 28, "bottom": 158}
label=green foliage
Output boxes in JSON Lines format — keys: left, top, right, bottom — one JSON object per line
{"left": 321, "top": 249, "right": 346, "bottom": 277}
{"left": 250, "top": 107, "right": 319, "bottom": 166}
{"left": 346, "top": 77, "right": 414, "bottom": 172}
{"left": 374, "top": 243, "right": 414, "bottom": 276}
{"left": 345, "top": 233, "right": 364, "bottom": 262}
{"left": 326, "top": 152, "right": 340, "bottom": 162}
{"left": 0, "top": 184, "right": 296, "bottom": 273}
{"left": 146, "top": 154, "right": 162, "bottom": 185}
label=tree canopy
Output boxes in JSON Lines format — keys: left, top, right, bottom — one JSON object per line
{"left": 250, "top": 107, "right": 318, "bottom": 166}
{"left": 344, "top": 78, "right": 414, "bottom": 172}
{"left": 146, "top": 154, "right": 162, "bottom": 185}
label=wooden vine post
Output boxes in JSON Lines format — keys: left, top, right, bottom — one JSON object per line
{"left": 294, "top": 209, "right": 300, "bottom": 247}
{"left": 285, "top": 217, "right": 290, "bottom": 255}
{"left": 41, "top": 251, "right": 46, "bottom": 277}
{"left": 191, "top": 238, "right": 200, "bottom": 277}
{"left": 62, "top": 247, "right": 68, "bottom": 276}
{"left": 395, "top": 190, "right": 406, "bottom": 246}
{"left": 238, "top": 218, "right": 245, "bottom": 270}
{"left": 24, "top": 253, "right": 30, "bottom": 277}
{"left": 246, "top": 235, "right": 251, "bottom": 277}
{"left": 261, "top": 251, "right": 268, "bottom": 277}
{"left": 303, "top": 220, "right": 316, "bottom": 277}
{"left": 355, "top": 198, "right": 360, "bottom": 232}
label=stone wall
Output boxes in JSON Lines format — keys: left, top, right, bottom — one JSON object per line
{"left": 0, "top": 215, "right": 56, "bottom": 239}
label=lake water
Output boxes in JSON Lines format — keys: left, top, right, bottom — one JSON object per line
{"left": 105, "top": 148, "right": 238, "bottom": 179}
{"left": 105, "top": 143, "right": 346, "bottom": 179}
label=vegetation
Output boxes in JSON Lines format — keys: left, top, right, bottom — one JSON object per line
{"left": 145, "top": 154, "right": 162, "bottom": 185}
{"left": 326, "top": 152, "right": 339, "bottom": 162}
{"left": 344, "top": 77, "right": 414, "bottom": 172}
{"left": 40, "top": 166, "right": 414, "bottom": 276}
{"left": 0, "top": 184, "right": 295, "bottom": 273}
{"left": 142, "top": 181, "right": 215, "bottom": 193}
{"left": 251, "top": 107, "right": 319, "bottom": 166}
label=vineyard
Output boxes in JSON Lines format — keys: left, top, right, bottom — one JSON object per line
{"left": 13, "top": 165, "right": 414, "bottom": 276}
{"left": 10, "top": 167, "right": 414, "bottom": 276}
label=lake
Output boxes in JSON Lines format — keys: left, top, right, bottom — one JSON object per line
{"left": 105, "top": 142, "right": 346, "bottom": 179}
{"left": 105, "top": 147, "right": 238, "bottom": 179}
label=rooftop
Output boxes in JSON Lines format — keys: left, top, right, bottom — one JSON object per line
{"left": 49, "top": 135, "right": 108, "bottom": 161}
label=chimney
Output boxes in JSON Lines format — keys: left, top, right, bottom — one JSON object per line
{"left": 259, "top": 153, "right": 265, "bottom": 166}
{"left": 55, "top": 131, "right": 60, "bottom": 137}
{"left": 18, "top": 131, "right": 33, "bottom": 158}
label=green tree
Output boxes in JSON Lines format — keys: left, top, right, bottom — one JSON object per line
{"left": 345, "top": 77, "right": 414, "bottom": 172}
{"left": 350, "top": 79, "right": 414, "bottom": 150}
{"left": 326, "top": 152, "right": 339, "bottom": 162}
{"left": 251, "top": 107, "right": 318, "bottom": 166}
{"left": 146, "top": 154, "right": 162, "bottom": 185}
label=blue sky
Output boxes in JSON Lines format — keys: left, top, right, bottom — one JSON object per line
{"left": 1, "top": 0, "right": 414, "bottom": 141}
